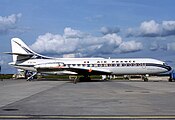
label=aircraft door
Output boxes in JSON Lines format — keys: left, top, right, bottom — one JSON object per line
{"left": 142, "top": 63, "right": 146, "bottom": 69}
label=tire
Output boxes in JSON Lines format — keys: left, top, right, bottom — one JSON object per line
{"left": 169, "top": 78, "right": 173, "bottom": 82}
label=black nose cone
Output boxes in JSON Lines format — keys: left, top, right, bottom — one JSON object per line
{"left": 166, "top": 66, "right": 172, "bottom": 71}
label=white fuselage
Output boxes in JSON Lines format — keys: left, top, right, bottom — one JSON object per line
{"left": 10, "top": 57, "right": 171, "bottom": 75}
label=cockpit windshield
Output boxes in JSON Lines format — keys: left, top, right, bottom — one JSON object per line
{"left": 163, "top": 62, "right": 168, "bottom": 66}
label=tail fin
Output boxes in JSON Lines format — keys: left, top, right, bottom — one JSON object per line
{"left": 11, "top": 38, "right": 35, "bottom": 55}
{"left": 11, "top": 38, "right": 35, "bottom": 62}
{"left": 7, "top": 38, "right": 50, "bottom": 62}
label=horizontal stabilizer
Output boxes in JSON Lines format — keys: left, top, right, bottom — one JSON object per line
{"left": 4, "top": 52, "right": 33, "bottom": 56}
{"left": 4, "top": 52, "right": 34, "bottom": 61}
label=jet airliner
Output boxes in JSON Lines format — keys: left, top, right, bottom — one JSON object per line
{"left": 6, "top": 38, "right": 171, "bottom": 82}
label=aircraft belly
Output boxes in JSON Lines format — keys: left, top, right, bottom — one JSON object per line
{"left": 111, "top": 67, "right": 147, "bottom": 75}
{"left": 146, "top": 66, "right": 168, "bottom": 74}
{"left": 111, "top": 66, "right": 167, "bottom": 75}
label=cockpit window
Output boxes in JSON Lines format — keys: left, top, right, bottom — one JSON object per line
{"left": 163, "top": 62, "right": 168, "bottom": 66}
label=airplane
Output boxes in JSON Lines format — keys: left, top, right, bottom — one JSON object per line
{"left": 6, "top": 38, "right": 172, "bottom": 83}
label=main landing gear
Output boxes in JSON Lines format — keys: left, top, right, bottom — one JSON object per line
{"left": 73, "top": 75, "right": 91, "bottom": 84}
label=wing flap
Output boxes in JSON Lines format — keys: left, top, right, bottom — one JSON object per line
{"left": 66, "top": 67, "right": 112, "bottom": 75}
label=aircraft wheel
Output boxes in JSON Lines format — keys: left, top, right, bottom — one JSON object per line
{"left": 73, "top": 78, "right": 79, "bottom": 84}
{"left": 78, "top": 76, "right": 91, "bottom": 82}
{"left": 86, "top": 77, "right": 91, "bottom": 81}
{"left": 169, "top": 78, "right": 173, "bottom": 82}
{"left": 79, "top": 77, "right": 84, "bottom": 82}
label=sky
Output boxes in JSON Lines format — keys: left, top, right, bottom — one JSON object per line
{"left": 1, "top": 0, "right": 175, "bottom": 73}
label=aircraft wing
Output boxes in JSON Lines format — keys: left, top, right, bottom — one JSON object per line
{"left": 66, "top": 66, "right": 112, "bottom": 75}
{"left": 34, "top": 63, "right": 112, "bottom": 75}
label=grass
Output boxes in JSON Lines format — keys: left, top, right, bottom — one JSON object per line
{"left": 40, "top": 75, "right": 102, "bottom": 79}
{"left": 0, "top": 74, "right": 13, "bottom": 79}
{"left": 0, "top": 74, "right": 102, "bottom": 80}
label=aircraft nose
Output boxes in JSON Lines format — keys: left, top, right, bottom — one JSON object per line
{"left": 166, "top": 66, "right": 172, "bottom": 71}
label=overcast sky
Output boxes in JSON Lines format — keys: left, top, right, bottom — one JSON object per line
{"left": 1, "top": 0, "right": 175, "bottom": 73}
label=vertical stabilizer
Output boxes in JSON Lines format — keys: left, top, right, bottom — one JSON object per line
{"left": 10, "top": 38, "right": 50, "bottom": 62}
{"left": 11, "top": 38, "right": 34, "bottom": 62}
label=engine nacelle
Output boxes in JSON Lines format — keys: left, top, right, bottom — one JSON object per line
{"left": 34, "top": 62, "right": 65, "bottom": 69}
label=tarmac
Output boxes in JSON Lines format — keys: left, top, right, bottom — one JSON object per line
{"left": 0, "top": 78, "right": 175, "bottom": 119}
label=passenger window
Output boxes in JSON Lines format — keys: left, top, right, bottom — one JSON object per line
{"left": 127, "top": 63, "right": 131, "bottom": 66}
{"left": 122, "top": 63, "right": 126, "bottom": 66}
{"left": 112, "top": 64, "right": 115, "bottom": 67}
